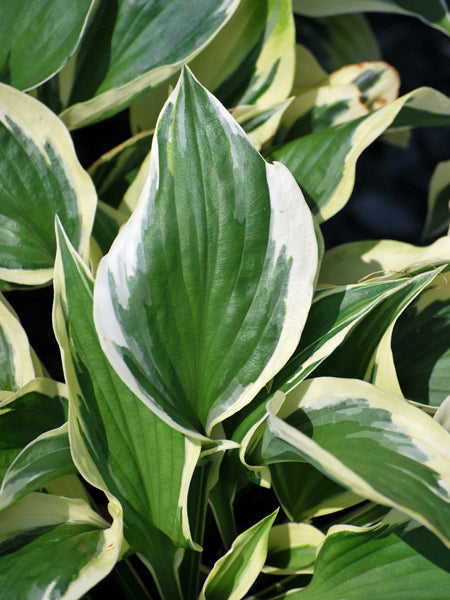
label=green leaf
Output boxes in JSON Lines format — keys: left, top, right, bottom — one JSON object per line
{"left": 88, "top": 131, "right": 153, "bottom": 210}
{"left": 0, "top": 294, "right": 38, "bottom": 391}
{"left": 295, "top": 13, "right": 381, "bottom": 74}
{"left": 264, "top": 523, "right": 324, "bottom": 574}
{"left": 423, "top": 161, "right": 450, "bottom": 240}
{"left": 93, "top": 67, "right": 318, "bottom": 439}
{"left": 313, "top": 266, "right": 443, "bottom": 389}
{"left": 57, "top": 0, "right": 240, "bottom": 129}
{"left": 53, "top": 222, "right": 198, "bottom": 598}
{"left": 270, "top": 461, "right": 362, "bottom": 523}
{"left": 0, "top": 423, "right": 75, "bottom": 511}
{"left": 0, "top": 493, "right": 122, "bottom": 600}
{"left": 261, "top": 377, "right": 450, "bottom": 548}
{"left": 0, "top": 378, "right": 67, "bottom": 483}
{"left": 318, "top": 236, "right": 450, "bottom": 286}
{"left": 0, "top": 84, "right": 96, "bottom": 286}
{"left": 270, "top": 87, "right": 450, "bottom": 222}
{"left": 293, "top": 0, "right": 450, "bottom": 36}
{"left": 272, "top": 273, "right": 429, "bottom": 394}
{"left": 0, "top": 1, "right": 94, "bottom": 91}
{"left": 282, "top": 518, "right": 450, "bottom": 600}
{"left": 392, "top": 267, "right": 450, "bottom": 408}
{"left": 130, "top": 0, "right": 295, "bottom": 134}
{"left": 199, "top": 510, "right": 278, "bottom": 600}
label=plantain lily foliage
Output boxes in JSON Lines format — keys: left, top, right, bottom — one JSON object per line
{"left": 0, "top": 1, "right": 449, "bottom": 599}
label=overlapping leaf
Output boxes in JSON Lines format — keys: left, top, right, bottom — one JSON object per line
{"left": 0, "top": 493, "right": 122, "bottom": 600}
{"left": 293, "top": 0, "right": 450, "bottom": 36}
{"left": 261, "top": 377, "right": 450, "bottom": 547}
{"left": 130, "top": 0, "right": 295, "bottom": 136}
{"left": 56, "top": 0, "right": 240, "bottom": 129}
{"left": 53, "top": 223, "right": 200, "bottom": 597}
{"left": 295, "top": 13, "right": 380, "bottom": 74}
{"left": 0, "top": 0, "right": 94, "bottom": 91}
{"left": 270, "top": 87, "right": 450, "bottom": 222}
{"left": 281, "top": 518, "right": 450, "bottom": 600}
{"left": 0, "top": 378, "right": 67, "bottom": 484}
{"left": 392, "top": 267, "right": 450, "bottom": 409}
{"left": 0, "top": 294, "right": 39, "bottom": 391}
{"left": 0, "top": 84, "right": 96, "bottom": 286}
{"left": 423, "top": 160, "right": 450, "bottom": 240}
{"left": 200, "top": 510, "right": 277, "bottom": 600}
{"left": 93, "top": 67, "right": 318, "bottom": 439}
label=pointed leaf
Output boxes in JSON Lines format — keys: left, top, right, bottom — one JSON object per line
{"left": 94, "top": 67, "right": 318, "bottom": 439}
{"left": 0, "top": 85, "right": 96, "bottom": 285}
{"left": 0, "top": 493, "right": 122, "bottom": 600}
{"left": 200, "top": 510, "right": 278, "bottom": 600}
{"left": 53, "top": 221, "right": 200, "bottom": 559}
{"left": 261, "top": 377, "right": 450, "bottom": 547}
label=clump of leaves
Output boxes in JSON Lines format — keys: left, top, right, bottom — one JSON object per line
{"left": 0, "top": 1, "right": 449, "bottom": 599}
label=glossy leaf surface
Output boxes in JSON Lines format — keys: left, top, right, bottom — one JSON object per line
{"left": 53, "top": 224, "right": 199, "bottom": 566}
{"left": 0, "top": 0, "right": 94, "bottom": 91}
{"left": 261, "top": 377, "right": 450, "bottom": 547}
{"left": 293, "top": 0, "right": 450, "bottom": 35}
{"left": 0, "top": 493, "right": 122, "bottom": 600}
{"left": 270, "top": 87, "right": 450, "bottom": 222}
{"left": 0, "top": 84, "right": 96, "bottom": 285}
{"left": 94, "top": 68, "right": 318, "bottom": 439}
{"left": 200, "top": 510, "right": 277, "bottom": 600}
{"left": 282, "top": 518, "right": 450, "bottom": 600}
{"left": 58, "top": 0, "right": 240, "bottom": 128}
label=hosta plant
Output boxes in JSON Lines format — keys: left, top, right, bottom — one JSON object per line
{"left": 0, "top": 1, "right": 450, "bottom": 599}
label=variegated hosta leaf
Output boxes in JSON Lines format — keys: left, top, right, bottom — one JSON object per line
{"left": 270, "top": 87, "right": 450, "bottom": 222}
{"left": 423, "top": 160, "right": 450, "bottom": 240}
{"left": 0, "top": 493, "right": 123, "bottom": 600}
{"left": 0, "top": 1, "right": 94, "bottom": 91}
{"left": 130, "top": 0, "right": 295, "bottom": 134}
{"left": 318, "top": 236, "right": 450, "bottom": 286}
{"left": 293, "top": 0, "right": 450, "bottom": 36}
{"left": 53, "top": 222, "right": 199, "bottom": 596}
{"left": 272, "top": 271, "right": 437, "bottom": 394}
{"left": 0, "top": 294, "right": 38, "bottom": 391}
{"left": 0, "top": 378, "right": 67, "bottom": 483}
{"left": 270, "top": 461, "right": 363, "bottom": 523}
{"left": 93, "top": 67, "right": 319, "bottom": 439}
{"left": 57, "top": 0, "right": 240, "bottom": 129}
{"left": 392, "top": 267, "right": 450, "bottom": 409}
{"left": 264, "top": 523, "right": 324, "bottom": 575}
{"left": 0, "top": 85, "right": 96, "bottom": 286}
{"left": 0, "top": 423, "right": 75, "bottom": 512}
{"left": 261, "top": 377, "right": 450, "bottom": 548}
{"left": 278, "top": 60, "right": 400, "bottom": 157}
{"left": 199, "top": 510, "right": 278, "bottom": 600}
{"left": 89, "top": 131, "right": 154, "bottom": 210}
{"left": 294, "top": 13, "right": 380, "bottom": 75}
{"left": 311, "top": 265, "right": 443, "bottom": 389}
{"left": 281, "top": 517, "right": 450, "bottom": 600}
